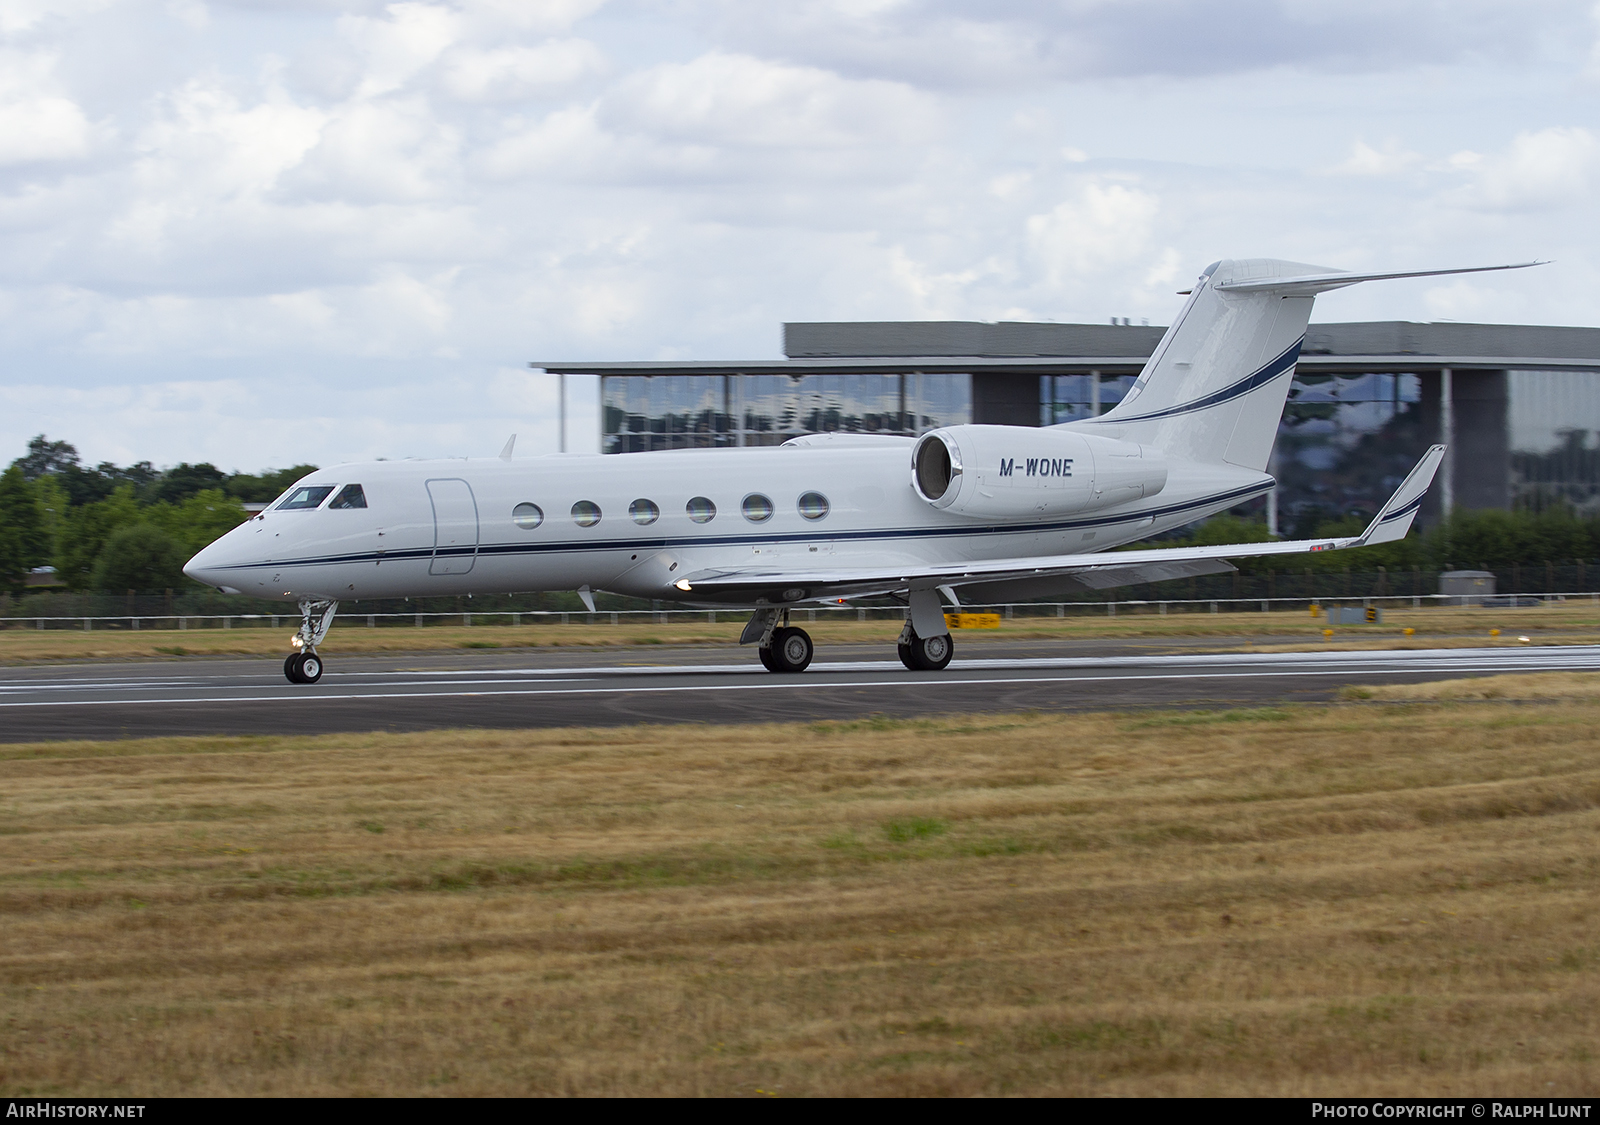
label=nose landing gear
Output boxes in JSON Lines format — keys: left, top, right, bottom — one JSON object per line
{"left": 284, "top": 599, "right": 338, "bottom": 685}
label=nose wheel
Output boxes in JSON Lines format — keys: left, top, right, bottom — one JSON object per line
{"left": 284, "top": 651, "right": 324, "bottom": 684}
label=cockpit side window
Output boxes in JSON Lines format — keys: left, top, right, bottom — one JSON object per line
{"left": 329, "top": 484, "right": 367, "bottom": 509}
{"left": 276, "top": 485, "right": 336, "bottom": 510}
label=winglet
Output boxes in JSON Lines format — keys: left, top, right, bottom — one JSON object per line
{"left": 1353, "top": 445, "right": 1447, "bottom": 547}
{"left": 499, "top": 434, "right": 516, "bottom": 461}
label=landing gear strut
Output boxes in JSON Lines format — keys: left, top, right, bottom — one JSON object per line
{"left": 284, "top": 598, "right": 338, "bottom": 684}
{"left": 897, "top": 587, "right": 955, "bottom": 671}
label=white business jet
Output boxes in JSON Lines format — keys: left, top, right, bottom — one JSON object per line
{"left": 184, "top": 257, "right": 1538, "bottom": 684}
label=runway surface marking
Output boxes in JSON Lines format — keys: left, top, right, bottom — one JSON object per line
{"left": 3, "top": 645, "right": 1596, "bottom": 709}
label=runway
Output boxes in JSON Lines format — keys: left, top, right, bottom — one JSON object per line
{"left": 3, "top": 640, "right": 1598, "bottom": 741}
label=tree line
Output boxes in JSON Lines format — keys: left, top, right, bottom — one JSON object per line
{"left": 0, "top": 435, "right": 314, "bottom": 595}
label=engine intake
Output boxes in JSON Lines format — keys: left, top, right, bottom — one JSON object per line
{"left": 910, "top": 424, "right": 1167, "bottom": 519}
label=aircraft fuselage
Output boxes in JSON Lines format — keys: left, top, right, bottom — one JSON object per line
{"left": 186, "top": 441, "right": 1269, "bottom": 606}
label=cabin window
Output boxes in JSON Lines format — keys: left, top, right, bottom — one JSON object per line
{"left": 571, "top": 501, "right": 602, "bottom": 527}
{"left": 798, "top": 491, "right": 829, "bottom": 521}
{"left": 512, "top": 503, "right": 544, "bottom": 530}
{"left": 276, "top": 485, "right": 336, "bottom": 510}
{"left": 329, "top": 484, "right": 367, "bottom": 509}
{"left": 686, "top": 496, "right": 716, "bottom": 524}
{"left": 629, "top": 499, "right": 660, "bottom": 526}
{"left": 741, "top": 494, "right": 773, "bottom": 523}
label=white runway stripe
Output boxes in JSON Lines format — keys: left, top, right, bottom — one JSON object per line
{"left": 0, "top": 645, "right": 1596, "bottom": 709}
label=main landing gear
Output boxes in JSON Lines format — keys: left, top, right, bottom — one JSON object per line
{"left": 759, "top": 624, "right": 815, "bottom": 673}
{"left": 743, "top": 608, "right": 814, "bottom": 673}
{"left": 741, "top": 588, "right": 956, "bottom": 674}
{"left": 284, "top": 598, "right": 338, "bottom": 684}
{"left": 897, "top": 622, "right": 954, "bottom": 671}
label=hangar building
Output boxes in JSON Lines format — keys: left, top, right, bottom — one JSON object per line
{"left": 536, "top": 319, "right": 1600, "bottom": 536}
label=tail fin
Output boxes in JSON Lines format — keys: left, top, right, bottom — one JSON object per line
{"left": 1072, "top": 257, "right": 1542, "bottom": 472}
{"left": 1077, "top": 258, "right": 1327, "bottom": 470}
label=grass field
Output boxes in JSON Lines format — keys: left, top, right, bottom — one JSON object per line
{"left": 3, "top": 601, "right": 1600, "bottom": 663}
{"left": 3, "top": 694, "right": 1599, "bottom": 1096}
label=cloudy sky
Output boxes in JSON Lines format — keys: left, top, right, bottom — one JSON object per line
{"left": 2, "top": 0, "right": 1597, "bottom": 471}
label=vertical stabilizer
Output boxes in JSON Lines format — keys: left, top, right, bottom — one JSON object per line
{"left": 1070, "top": 258, "right": 1336, "bottom": 470}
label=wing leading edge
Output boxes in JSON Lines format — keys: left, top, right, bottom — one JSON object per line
{"left": 675, "top": 446, "right": 1446, "bottom": 605}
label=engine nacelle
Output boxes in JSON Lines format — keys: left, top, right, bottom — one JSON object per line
{"left": 910, "top": 424, "right": 1167, "bottom": 519}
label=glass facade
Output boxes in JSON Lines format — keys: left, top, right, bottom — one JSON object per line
{"left": 598, "top": 363, "right": 1600, "bottom": 526}
{"left": 1274, "top": 372, "right": 1428, "bottom": 535}
{"left": 602, "top": 372, "right": 971, "bottom": 453}
{"left": 1509, "top": 370, "right": 1600, "bottom": 515}
{"left": 1039, "top": 372, "right": 1137, "bottom": 424}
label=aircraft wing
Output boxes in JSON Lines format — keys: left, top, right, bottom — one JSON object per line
{"left": 675, "top": 446, "right": 1445, "bottom": 604}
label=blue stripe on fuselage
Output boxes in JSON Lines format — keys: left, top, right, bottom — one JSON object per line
{"left": 1086, "top": 338, "right": 1303, "bottom": 426}
{"left": 208, "top": 481, "right": 1272, "bottom": 574}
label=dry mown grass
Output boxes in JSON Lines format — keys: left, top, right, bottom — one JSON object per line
{"left": 1345, "top": 671, "right": 1600, "bottom": 701}
{"left": 3, "top": 602, "right": 1600, "bottom": 664}
{"left": 2, "top": 705, "right": 1599, "bottom": 1096}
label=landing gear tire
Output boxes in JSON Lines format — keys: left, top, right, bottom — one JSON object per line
{"left": 898, "top": 631, "right": 953, "bottom": 672}
{"left": 758, "top": 644, "right": 780, "bottom": 673}
{"left": 762, "top": 626, "right": 814, "bottom": 673}
{"left": 284, "top": 651, "right": 324, "bottom": 684}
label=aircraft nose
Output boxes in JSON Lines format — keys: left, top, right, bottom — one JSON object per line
{"left": 184, "top": 541, "right": 243, "bottom": 595}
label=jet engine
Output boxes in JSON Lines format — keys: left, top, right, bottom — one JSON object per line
{"left": 910, "top": 424, "right": 1167, "bottom": 519}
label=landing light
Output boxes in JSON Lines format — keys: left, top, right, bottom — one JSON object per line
{"left": 674, "top": 578, "right": 692, "bottom": 591}
{"left": 290, "top": 635, "right": 304, "bottom": 649}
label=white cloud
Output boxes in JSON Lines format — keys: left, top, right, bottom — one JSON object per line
{"left": 286, "top": 96, "right": 461, "bottom": 202}
{"left": 438, "top": 39, "right": 605, "bottom": 101}
{"left": 1331, "top": 139, "right": 1423, "bottom": 177}
{"left": 1026, "top": 181, "right": 1162, "bottom": 286}
{"left": 1462, "top": 126, "right": 1600, "bottom": 210}
{"left": 0, "top": 0, "right": 113, "bottom": 35}
{"left": 338, "top": 2, "right": 459, "bottom": 99}
{"left": 0, "top": 50, "right": 94, "bottom": 165}
{"left": 606, "top": 52, "right": 936, "bottom": 149}
{"left": 687, "top": 0, "right": 1594, "bottom": 89}
{"left": 457, "top": 0, "right": 607, "bottom": 36}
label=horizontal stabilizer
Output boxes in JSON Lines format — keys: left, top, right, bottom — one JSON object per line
{"left": 1215, "top": 261, "right": 1544, "bottom": 295}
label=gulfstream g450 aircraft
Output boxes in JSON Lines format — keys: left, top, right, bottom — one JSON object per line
{"left": 185, "top": 258, "right": 1537, "bottom": 684}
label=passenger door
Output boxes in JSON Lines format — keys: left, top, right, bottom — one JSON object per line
{"left": 427, "top": 478, "right": 478, "bottom": 575}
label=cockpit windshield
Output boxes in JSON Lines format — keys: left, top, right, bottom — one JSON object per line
{"left": 329, "top": 484, "right": 367, "bottom": 509}
{"left": 276, "top": 485, "right": 336, "bottom": 510}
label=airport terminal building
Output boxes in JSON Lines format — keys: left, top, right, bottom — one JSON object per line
{"left": 538, "top": 319, "right": 1600, "bottom": 536}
